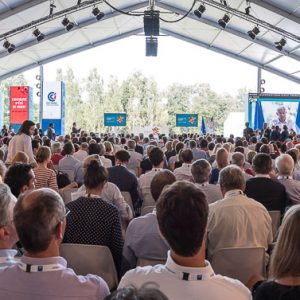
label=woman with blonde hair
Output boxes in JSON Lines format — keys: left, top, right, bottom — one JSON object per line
{"left": 104, "top": 141, "right": 115, "bottom": 165}
{"left": 253, "top": 205, "right": 300, "bottom": 299}
{"left": 209, "top": 148, "right": 229, "bottom": 184}
{"left": 11, "top": 151, "right": 29, "bottom": 164}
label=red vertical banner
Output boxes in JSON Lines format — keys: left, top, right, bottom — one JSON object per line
{"left": 10, "top": 86, "right": 29, "bottom": 124}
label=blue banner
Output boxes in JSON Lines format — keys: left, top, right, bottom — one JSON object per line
{"left": 201, "top": 116, "right": 206, "bottom": 134}
{"left": 176, "top": 114, "right": 198, "bottom": 127}
{"left": 296, "top": 103, "right": 300, "bottom": 134}
{"left": 254, "top": 101, "right": 265, "bottom": 130}
{"left": 104, "top": 113, "right": 127, "bottom": 127}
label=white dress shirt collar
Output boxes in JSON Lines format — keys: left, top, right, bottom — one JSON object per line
{"left": 224, "top": 189, "right": 244, "bottom": 198}
{"left": 255, "top": 174, "right": 271, "bottom": 178}
{"left": 165, "top": 252, "right": 215, "bottom": 281}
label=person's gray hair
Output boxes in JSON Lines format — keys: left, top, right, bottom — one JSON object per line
{"left": 98, "top": 143, "right": 105, "bottom": 156}
{"left": 51, "top": 142, "right": 61, "bottom": 153}
{"left": 0, "top": 184, "right": 17, "bottom": 227}
{"left": 191, "top": 159, "right": 212, "bottom": 184}
{"left": 219, "top": 165, "right": 245, "bottom": 191}
{"left": 275, "top": 154, "right": 294, "bottom": 176}
{"left": 231, "top": 152, "right": 245, "bottom": 168}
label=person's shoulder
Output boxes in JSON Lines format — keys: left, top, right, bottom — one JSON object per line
{"left": 119, "top": 265, "right": 164, "bottom": 287}
{"left": 212, "top": 274, "right": 251, "bottom": 299}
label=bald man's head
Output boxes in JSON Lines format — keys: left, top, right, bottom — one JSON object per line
{"left": 14, "top": 188, "right": 65, "bottom": 253}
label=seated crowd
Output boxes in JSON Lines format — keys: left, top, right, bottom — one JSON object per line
{"left": 0, "top": 120, "right": 299, "bottom": 299}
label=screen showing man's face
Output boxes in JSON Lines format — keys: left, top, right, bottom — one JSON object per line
{"left": 277, "top": 107, "right": 286, "bottom": 122}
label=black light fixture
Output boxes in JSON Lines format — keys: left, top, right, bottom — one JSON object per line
{"left": 77, "top": 0, "right": 81, "bottom": 4}
{"left": 3, "top": 40, "right": 16, "bottom": 53}
{"left": 50, "top": 1, "right": 56, "bottom": 15}
{"left": 275, "top": 38, "right": 287, "bottom": 51}
{"left": 146, "top": 37, "right": 158, "bottom": 57}
{"left": 247, "top": 26, "right": 260, "bottom": 40}
{"left": 218, "top": 14, "right": 230, "bottom": 28}
{"left": 62, "top": 17, "right": 75, "bottom": 31}
{"left": 194, "top": 4, "right": 206, "bottom": 19}
{"left": 245, "top": 6, "right": 251, "bottom": 15}
{"left": 92, "top": 7, "right": 105, "bottom": 21}
{"left": 33, "top": 28, "right": 45, "bottom": 42}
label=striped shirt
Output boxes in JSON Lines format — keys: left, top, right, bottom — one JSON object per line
{"left": 33, "top": 167, "right": 59, "bottom": 192}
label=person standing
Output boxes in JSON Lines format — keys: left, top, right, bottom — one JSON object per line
{"left": 243, "top": 122, "right": 254, "bottom": 141}
{"left": 46, "top": 123, "right": 56, "bottom": 141}
{"left": 6, "top": 120, "right": 36, "bottom": 166}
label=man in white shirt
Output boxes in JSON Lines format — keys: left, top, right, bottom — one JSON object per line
{"left": 0, "top": 184, "right": 19, "bottom": 268}
{"left": 191, "top": 159, "right": 222, "bottom": 204}
{"left": 119, "top": 181, "right": 251, "bottom": 300}
{"left": 74, "top": 142, "right": 88, "bottom": 161}
{"left": 0, "top": 188, "right": 110, "bottom": 299}
{"left": 173, "top": 149, "right": 193, "bottom": 181}
{"left": 127, "top": 140, "right": 143, "bottom": 175}
{"left": 138, "top": 147, "right": 164, "bottom": 204}
{"left": 207, "top": 165, "right": 273, "bottom": 260}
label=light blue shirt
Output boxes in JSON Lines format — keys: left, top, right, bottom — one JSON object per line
{"left": 0, "top": 255, "right": 109, "bottom": 299}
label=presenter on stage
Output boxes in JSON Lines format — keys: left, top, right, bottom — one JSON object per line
{"left": 270, "top": 106, "right": 295, "bottom": 131}
{"left": 6, "top": 120, "right": 36, "bottom": 166}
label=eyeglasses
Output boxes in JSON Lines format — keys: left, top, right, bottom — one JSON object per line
{"left": 65, "top": 207, "right": 71, "bottom": 218}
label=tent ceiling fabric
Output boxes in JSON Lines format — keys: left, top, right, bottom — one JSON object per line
{"left": 0, "top": 0, "right": 300, "bottom": 83}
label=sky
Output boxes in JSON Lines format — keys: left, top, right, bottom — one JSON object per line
{"left": 23, "top": 35, "right": 300, "bottom": 103}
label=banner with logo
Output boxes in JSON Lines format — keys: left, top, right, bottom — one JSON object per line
{"left": 41, "top": 82, "right": 65, "bottom": 136}
{"left": 104, "top": 113, "right": 127, "bottom": 126}
{"left": 10, "top": 86, "right": 33, "bottom": 131}
{"left": 176, "top": 114, "right": 198, "bottom": 127}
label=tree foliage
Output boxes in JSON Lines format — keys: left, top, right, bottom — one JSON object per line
{"left": 1, "top": 69, "right": 246, "bottom": 134}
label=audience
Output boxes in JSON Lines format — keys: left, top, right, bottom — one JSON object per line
{"left": 127, "top": 140, "right": 143, "bottom": 175}
{"left": 231, "top": 152, "right": 253, "bottom": 181}
{"left": 4, "top": 163, "right": 35, "bottom": 197}
{"left": 0, "top": 184, "right": 18, "bottom": 267}
{"left": 121, "top": 170, "right": 175, "bottom": 275}
{"left": 245, "top": 153, "right": 290, "bottom": 213}
{"left": 11, "top": 151, "right": 29, "bottom": 164}
{"left": 50, "top": 142, "right": 63, "bottom": 165}
{"left": 252, "top": 205, "right": 300, "bottom": 300}
{"left": 173, "top": 149, "right": 193, "bottom": 180}
{"left": 276, "top": 154, "right": 300, "bottom": 205}
{"left": 108, "top": 150, "right": 140, "bottom": 210}
{"left": 119, "top": 181, "right": 251, "bottom": 299}
{"left": 63, "top": 160, "right": 124, "bottom": 273}
{"left": 6, "top": 120, "right": 36, "bottom": 166}
{"left": 191, "top": 159, "right": 222, "bottom": 204}
{"left": 207, "top": 165, "right": 272, "bottom": 259}
{"left": 0, "top": 188, "right": 110, "bottom": 299}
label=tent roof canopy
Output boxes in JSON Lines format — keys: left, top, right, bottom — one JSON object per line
{"left": 0, "top": 0, "right": 299, "bottom": 83}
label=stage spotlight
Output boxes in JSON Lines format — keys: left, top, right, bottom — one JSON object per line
{"left": 194, "top": 4, "right": 206, "bottom": 18}
{"left": 62, "top": 17, "right": 75, "bottom": 31}
{"left": 3, "top": 40, "right": 16, "bottom": 53}
{"left": 92, "top": 7, "right": 105, "bottom": 21}
{"left": 33, "top": 28, "right": 45, "bottom": 42}
{"left": 218, "top": 14, "right": 230, "bottom": 28}
{"left": 247, "top": 26, "right": 260, "bottom": 40}
{"left": 146, "top": 37, "right": 158, "bottom": 57}
{"left": 275, "top": 38, "right": 287, "bottom": 51}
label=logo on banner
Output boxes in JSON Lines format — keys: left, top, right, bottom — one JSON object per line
{"left": 48, "top": 92, "right": 57, "bottom": 102}
{"left": 46, "top": 92, "right": 58, "bottom": 107}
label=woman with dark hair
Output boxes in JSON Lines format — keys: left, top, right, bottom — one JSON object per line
{"left": 63, "top": 159, "right": 123, "bottom": 273}
{"left": 6, "top": 120, "right": 36, "bottom": 165}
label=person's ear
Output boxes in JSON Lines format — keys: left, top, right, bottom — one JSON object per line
{"left": 55, "top": 221, "right": 64, "bottom": 240}
{"left": 20, "top": 185, "right": 29, "bottom": 194}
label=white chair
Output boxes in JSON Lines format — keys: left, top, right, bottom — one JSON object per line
{"left": 59, "top": 188, "right": 78, "bottom": 204}
{"left": 137, "top": 258, "right": 166, "bottom": 267}
{"left": 211, "top": 247, "right": 266, "bottom": 284}
{"left": 121, "top": 192, "right": 134, "bottom": 213}
{"left": 60, "top": 244, "right": 118, "bottom": 290}
{"left": 269, "top": 210, "right": 281, "bottom": 241}
{"left": 141, "top": 205, "right": 155, "bottom": 216}
{"left": 59, "top": 169, "right": 75, "bottom": 182}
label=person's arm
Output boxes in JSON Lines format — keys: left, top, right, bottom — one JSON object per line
{"left": 24, "top": 135, "right": 36, "bottom": 164}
